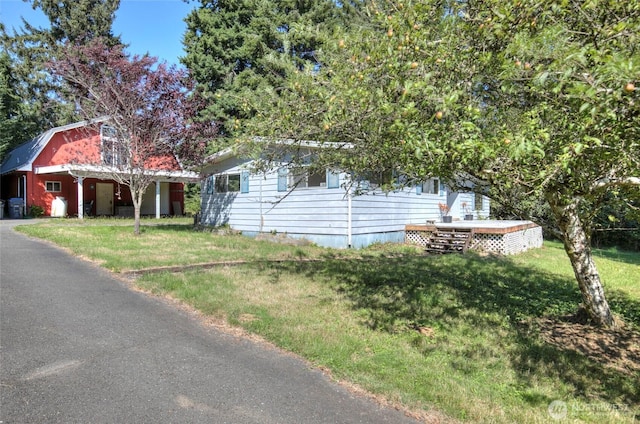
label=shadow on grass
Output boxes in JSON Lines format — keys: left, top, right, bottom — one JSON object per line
{"left": 272, "top": 252, "right": 640, "bottom": 406}
{"left": 593, "top": 247, "right": 640, "bottom": 266}
{"left": 139, "top": 224, "right": 197, "bottom": 233}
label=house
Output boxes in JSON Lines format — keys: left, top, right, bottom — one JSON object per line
{"left": 0, "top": 119, "right": 198, "bottom": 219}
{"left": 199, "top": 145, "right": 490, "bottom": 249}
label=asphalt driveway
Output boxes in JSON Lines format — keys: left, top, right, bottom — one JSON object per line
{"left": 0, "top": 219, "right": 421, "bottom": 424}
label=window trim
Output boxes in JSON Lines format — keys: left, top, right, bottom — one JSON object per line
{"left": 277, "top": 168, "right": 288, "bottom": 192}
{"left": 100, "top": 124, "right": 128, "bottom": 166}
{"left": 474, "top": 192, "right": 484, "bottom": 211}
{"left": 205, "top": 175, "right": 214, "bottom": 194}
{"left": 240, "top": 170, "right": 250, "bottom": 193}
{"left": 327, "top": 170, "right": 340, "bottom": 189}
{"left": 288, "top": 169, "right": 327, "bottom": 189}
{"left": 214, "top": 173, "right": 241, "bottom": 193}
{"left": 45, "top": 181, "right": 62, "bottom": 192}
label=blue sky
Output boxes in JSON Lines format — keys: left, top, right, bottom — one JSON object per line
{"left": 0, "top": 0, "right": 196, "bottom": 65}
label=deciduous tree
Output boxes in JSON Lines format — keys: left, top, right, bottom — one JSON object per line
{"left": 51, "top": 39, "right": 216, "bottom": 235}
{"left": 246, "top": 0, "right": 640, "bottom": 328}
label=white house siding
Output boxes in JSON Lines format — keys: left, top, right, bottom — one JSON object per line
{"left": 449, "top": 191, "right": 491, "bottom": 220}
{"left": 201, "top": 160, "right": 351, "bottom": 248}
{"left": 200, "top": 156, "right": 491, "bottom": 249}
{"left": 201, "top": 157, "right": 253, "bottom": 228}
{"left": 349, "top": 188, "right": 446, "bottom": 248}
{"left": 258, "top": 188, "right": 350, "bottom": 248}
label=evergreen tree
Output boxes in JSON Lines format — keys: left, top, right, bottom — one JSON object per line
{"left": 181, "top": 0, "right": 363, "bottom": 140}
{"left": 0, "top": 46, "right": 39, "bottom": 160}
{"left": 31, "top": 0, "right": 121, "bottom": 45}
{"left": 0, "top": 0, "right": 121, "bottom": 159}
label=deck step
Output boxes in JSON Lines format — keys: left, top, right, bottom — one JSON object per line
{"left": 425, "top": 228, "right": 474, "bottom": 254}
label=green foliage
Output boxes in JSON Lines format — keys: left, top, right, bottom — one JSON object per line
{"left": 31, "top": 0, "right": 121, "bottom": 45}
{"left": 0, "top": 48, "right": 40, "bottom": 160}
{"left": 591, "top": 189, "right": 640, "bottom": 251}
{"left": 181, "top": 0, "right": 363, "bottom": 141}
{"left": 28, "top": 204, "right": 44, "bottom": 218}
{"left": 183, "top": 182, "right": 201, "bottom": 216}
{"left": 250, "top": 0, "right": 639, "bottom": 196}
{"left": 0, "top": 0, "right": 122, "bottom": 156}
{"left": 244, "top": 0, "right": 472, "bottom": 181}
{"left": 246, "top": 0, "right": 640, "bottom": 326}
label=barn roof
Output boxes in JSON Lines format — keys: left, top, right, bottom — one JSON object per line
{"left": 0, "top": 117, "right": 109, "bottom": 175}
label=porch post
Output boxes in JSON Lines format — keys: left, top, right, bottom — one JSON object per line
{"left": 77, "top": 177, "right": 84, "bottom": 219}
{"left": 155, "top": 180, "right": 161, "bottom": 219}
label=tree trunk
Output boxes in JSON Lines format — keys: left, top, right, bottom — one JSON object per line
{"left": 549, "top": 196, "right": 615, "bottom": 328}
{"left": 131, "top": 192, "right": 142, "bottom": 236}
{"left": 133, "top": 204, "right": 141, "bottom": 236}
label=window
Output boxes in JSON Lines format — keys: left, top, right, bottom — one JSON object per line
{"left": 357, "top": 169, "right": 394, "bottom": 191}
{"left": 417, "top": 178, "right": 440, "bottom": 195}
{"left": 289, "top": 169, "right": 326, "bottom": 189}
{"left": 101, "top": 125, "right": 128, "bottom": 166}
{"left": 369, "top": 169, "right": 394, "bottom": 187}
{"left": 215, "top": 174, "right": 241, "bottom": 193}
{"left": 278, "top": 168, "right": 339, "bottom": 191}
{"left": 228, "top": 174, "right": 241, "bottom": 192}
{"left": 424, "top": 178, "right": 440, "bottom": 194}
{"left": 45, "top": 181, "right": 61, "bottom": 192}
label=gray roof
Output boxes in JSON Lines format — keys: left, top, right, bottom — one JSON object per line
{"left": 0, "top": 118, "right": 109, "bottom": 175}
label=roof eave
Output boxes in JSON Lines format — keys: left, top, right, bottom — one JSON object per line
{"left": 35, "top": 164, "right": 199, "bottom": 183}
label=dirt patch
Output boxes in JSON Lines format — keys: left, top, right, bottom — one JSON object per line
{"left": 255, "top": 233, "right": 314, "bottom": 246}
{"left": 537, "top": 313, "right": 640, "bottom": 375}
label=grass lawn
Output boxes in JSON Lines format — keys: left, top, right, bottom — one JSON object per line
{"left": 16, "top": 218, "right": 640, "bottom": 423}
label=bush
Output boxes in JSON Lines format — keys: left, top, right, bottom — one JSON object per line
{"left": 29, "top": 205, "right": 44, "bottom": 218}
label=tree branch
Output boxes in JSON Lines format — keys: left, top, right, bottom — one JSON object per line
{"left": 592, "top": 176, "right": 640, "bottom": 190}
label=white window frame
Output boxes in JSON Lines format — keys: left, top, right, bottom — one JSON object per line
{"left": 100, "top": 125, "right": 128, "bottom": 166}
{"left": 45, "top": 181, "right": 62, "bottom": 192}
{"left": 289, "top": 168, "right": 326, "bottom": 189}
{"left": 215, "top": 173, "right": 241, "bottom": 193}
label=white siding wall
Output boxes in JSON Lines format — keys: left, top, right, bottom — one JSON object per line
{"left": 200, "top": 157, "right": 491, "bottom": 248}
{"left": 351, "top": 188, "right": 445, "bottom": 235}
{"left": 201, "top": 159, "right": 349, "bottom": 237}
{"left": 450, "top": 191, "right": 490, "bottom": 220}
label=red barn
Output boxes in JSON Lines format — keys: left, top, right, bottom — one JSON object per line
{"left": 1, "top": 119, "right": 198, "bottom": 219}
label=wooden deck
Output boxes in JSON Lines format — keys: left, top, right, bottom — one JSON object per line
{"left": 405, "top": 220, "right": 543, "bottom": 255}
{"left": 406, "top": 220, "right": 540, "bottom": 234}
